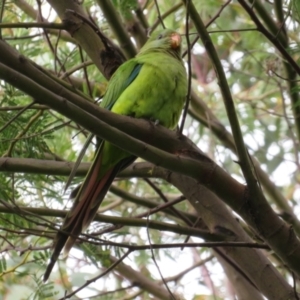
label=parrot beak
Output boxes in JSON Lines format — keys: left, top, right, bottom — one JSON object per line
{"left": 170, "top": 33, "right": 181, "bottom": 49}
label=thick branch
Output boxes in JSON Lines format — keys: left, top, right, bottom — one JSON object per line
{"left": 96, "top": 0, "right": 137, "bottom": 58}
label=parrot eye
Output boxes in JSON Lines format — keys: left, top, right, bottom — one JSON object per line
{"left": 157, "top": 34, "right": 163, "bottom": 40}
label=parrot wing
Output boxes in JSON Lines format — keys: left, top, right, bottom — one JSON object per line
{"left": 43, "top": 61, "right": 143, "bottom": 282}
{"left": 101, "top": 61, "right": 142, "bottom": 109}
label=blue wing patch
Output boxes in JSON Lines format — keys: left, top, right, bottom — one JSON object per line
{"left": 124, "top": 64, "right": 142, "bottom": 88}
{"left": 105, "top": 64, "right": 142, "bottom": 111}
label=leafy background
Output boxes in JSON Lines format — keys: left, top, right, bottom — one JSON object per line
{"left": 0, "top": 0, "right": 300, "bottom": 299}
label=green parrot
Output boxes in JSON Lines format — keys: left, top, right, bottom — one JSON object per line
{"left": 43, "top": 28, "right": 187, "bottom": 281}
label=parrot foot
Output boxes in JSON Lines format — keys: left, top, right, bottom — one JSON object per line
{"left": 175, "top": 126, "right": 183, "bottom": 137}
{"left": 147, "top": 118, "right": 160, "bottom": 127}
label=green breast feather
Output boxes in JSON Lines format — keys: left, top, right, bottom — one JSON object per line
{"left": 111, "top": 52, "right": 187, "bottom": 129}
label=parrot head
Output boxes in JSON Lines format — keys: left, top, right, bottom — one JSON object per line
{"left": 138, "top": 29, "right": 183, "bottom": 58}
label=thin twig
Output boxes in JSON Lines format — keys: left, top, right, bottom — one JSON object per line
{"left": 146, "top": 213, "right": 176, "bottom": 300}
{"left": 0, "top": 101, "right": 35, "bottom": 134}
{"left": 143, "top": 178, "right": 190, "bottom": 224}
{"left": 182, "top": 0, "right": 232, "bottom": 58}
{"left": 79, "top": 46, "right": 93, "bottom": 98}
{"left": 0, "top": 22, "right": 66, "bottom": 29}
{"left": 151, "top": 2, "right": 182, "bottom": 31}
{"left": 237, "top": 0, "right": 300, "bottom": 76}
{"left": 206, "top": 0, "right": 232, "bottom": 28}
{"left": 0, "top": 0, "right": 5, "bottom": 39}
{"left": 153, "top": 0, "right": 165, "bottom": 29}
{"left": 180, "top": 0, "right": 192, "bottom": 133}
{"left": 291, "top": 271, "right": 300, "bottom": 300}
{"left": 57, "top": 250, "right": 131, "bottom": 300}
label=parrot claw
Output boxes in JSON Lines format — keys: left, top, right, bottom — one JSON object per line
{"left": 147, "top": 118, "right": 159, "bottom": 127}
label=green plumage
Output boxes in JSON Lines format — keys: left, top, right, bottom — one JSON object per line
{"left": 44, "top": 29, "right": 187, "bottom": 281}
